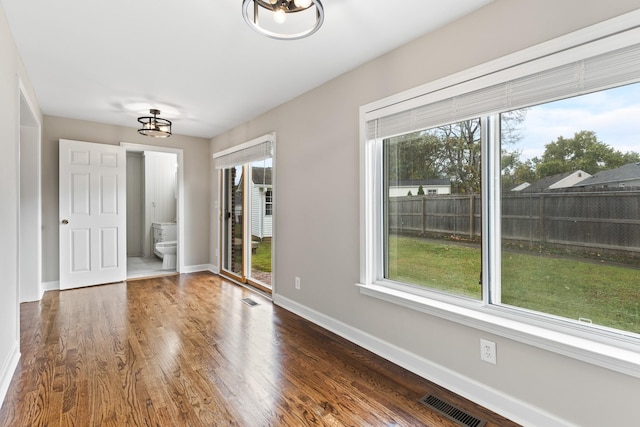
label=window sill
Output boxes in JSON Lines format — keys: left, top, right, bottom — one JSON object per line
{"left": 356, "top": 283, "right": 640, "bottom": 378}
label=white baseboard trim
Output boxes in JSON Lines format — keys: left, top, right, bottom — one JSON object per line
{"left": 273, "top": 294, "right": 574, "bottom": 427}
{"left": 41, "top": 280, "right": 60, "bottom": 294}
{"left": 0, "top": 341, "right": 20, "bottom": 406}
{"left": 182, "top": 264, "right": 216, "bottom": 274}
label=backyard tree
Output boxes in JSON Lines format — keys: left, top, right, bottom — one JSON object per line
{"left": 440, "top": 110, "right": 528, "bottom": 192}
{"left": 423, "top": 110, "right": 527, "bottom": 193}
{"left": 386, "top": 132, "right": 446, "bottom": 181}
{"left": 386, "top": 111, "right": 526, "bottom": 194}
{"left": 532, "top": 130, "right": 640, "bottom": 178}
{"left": 436, "top": 119, "right": 482, "bottom": 193}
{"left": 385, "top": 120, "right": 482, "bottom": 193}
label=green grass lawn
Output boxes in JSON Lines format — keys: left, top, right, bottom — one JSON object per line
{"left": 251, "top": 239, "right": 272, "bottom": 272}
{"left": 388, "top": 236, "right": 640, "bottom": 334}
{"left": 388, "top": 236, "right": 482, "bottom": 299}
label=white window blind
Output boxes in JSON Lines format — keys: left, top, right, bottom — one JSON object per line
{"left": 213, "top": 140, "right": 273, "bottom": 169}
{"left": 367, "top": 42, "right": 640, "bottom": 140}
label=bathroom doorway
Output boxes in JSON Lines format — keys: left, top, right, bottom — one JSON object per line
{"left": 122, "top": 143, "right": 184, "bottom": 279}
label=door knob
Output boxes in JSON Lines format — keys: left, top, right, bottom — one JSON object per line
{"left": 61, "top": 219, "right": 69, "bottom": 225}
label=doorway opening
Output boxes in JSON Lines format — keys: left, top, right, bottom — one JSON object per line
{"left": 18, "top": 83, "right": 42, "bottom": 304}
{"left": 121, "top": 143, "right": 184, "bottom": 279}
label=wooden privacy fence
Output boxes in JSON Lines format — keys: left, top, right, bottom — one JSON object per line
{"left": 389, "top": 194, "right": 482, "bottom": 239}
{"left": 389, "top": 190, "right": 640, "bottom": 253}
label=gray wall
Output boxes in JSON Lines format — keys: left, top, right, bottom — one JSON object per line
{"left": 210, "top": 1, "right": 640, "bottom": 426}
{"left": 42, "top": 115, "right": 211, "bottom": 282}
{"left": 0, "top": 3, "right": 42, "bottom": 402}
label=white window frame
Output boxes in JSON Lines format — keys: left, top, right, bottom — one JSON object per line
{"left": 358, "top": 10, "right": 640, "bottom": 378}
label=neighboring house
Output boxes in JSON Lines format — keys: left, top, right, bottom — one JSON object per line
{"left": 234, "top": 167, "right": 273, "bottom": 239}
{"left": 389, "top": 179, "right": 451, "bottom": 197}
{"left": 251, "top": 167, "right": 273, "bottom": 239}
{"left": 508, "top": 182, "right": 531, "bottom": 192}
{"left": 573, "top": 162, "right": 640, "bottom": 189}
{"left": 521, "top": 170, "right": 591, "bottom": 192}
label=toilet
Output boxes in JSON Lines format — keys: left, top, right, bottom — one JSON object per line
{"left": 155, "top": 241, "right": 177, "bottom": 269}
{"left": 153, "top": 222, "right": 177, "bottom": 269}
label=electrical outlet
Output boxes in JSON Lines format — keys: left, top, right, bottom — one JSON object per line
{"left": 480, "top": 339, "right": 497, "bottom": 365}
{"left": 295, "top": 277, "right": 301, "bottom": 290}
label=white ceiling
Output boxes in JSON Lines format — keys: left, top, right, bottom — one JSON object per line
{"left": 2, "top": 0, "right": 492, "bottom": 139}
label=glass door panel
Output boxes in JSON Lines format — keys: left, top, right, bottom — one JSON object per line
{"left": 221, "top": 165, "right": 245, "bottom": 280}
{"left": 247, "top": 159, "right": 272, "bottom": 289}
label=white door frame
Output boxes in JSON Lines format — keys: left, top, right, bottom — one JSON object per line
{"left": 17, "top": 79, "right": 42, "bottom": 303}
{"left": 120, "top": 142, "right": 185, "bottom": 274}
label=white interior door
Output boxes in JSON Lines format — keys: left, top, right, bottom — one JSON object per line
{"left": 59, "top": 139, "right": 126, "bottom": 290}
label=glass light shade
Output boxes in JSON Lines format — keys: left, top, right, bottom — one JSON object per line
{"left": 273, "top": 8, "right": 286, "bottom": 24}
{"left": 242, "top": 0, "right": 324, "bottom": 40}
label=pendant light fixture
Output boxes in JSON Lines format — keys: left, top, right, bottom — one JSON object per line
{"left": 242, "top": 0, "right": 324, "bottom": 40}
{"left": 137, "top": 109, "right": 172, "bottom": 138}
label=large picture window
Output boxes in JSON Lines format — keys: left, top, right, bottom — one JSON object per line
{"left": 360, "top": 16, "right": 640, "bottom": 375}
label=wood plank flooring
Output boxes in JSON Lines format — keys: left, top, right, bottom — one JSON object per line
{"left": 0, "top": 272, "right": 520, "bottom": 426}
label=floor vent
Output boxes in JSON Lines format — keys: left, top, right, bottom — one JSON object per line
{"left": 418, "top": 394, "right": 486, "bottom": 427}
{"left": 241, "top": 298, "right": 259, "bottom": 307}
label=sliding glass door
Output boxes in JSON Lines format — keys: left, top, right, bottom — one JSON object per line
{"left": 215, "top": 136, "right": 274, "bottom": 292}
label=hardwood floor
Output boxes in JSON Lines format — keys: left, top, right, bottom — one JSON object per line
{"left": 0, "top": 272, "right": 519, "bottom": 426}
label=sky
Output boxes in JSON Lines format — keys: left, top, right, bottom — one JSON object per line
{"left": 513, "top": 82, "right": 640, "bottom": 161}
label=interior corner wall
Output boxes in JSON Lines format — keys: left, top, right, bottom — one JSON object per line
{"left": 210, "top": 1, "right": 640, "bottom": 426}
{"left": 41, "top": 116, "right": 211, "bottom": 282}
{"left": 0, "top": 2, "right": 42, "bottom": 404}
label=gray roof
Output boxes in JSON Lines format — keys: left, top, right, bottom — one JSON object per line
{"left": 251, "top": 167, "right": 272, "bottom": 186}
{"left": 573, "top": 162, "right": 640, "bottom": 187}
{"left": 505, "top": 182, "right": 530, "bottom": 192}
{"left": 521, "top": 171, "right": 575, "bottom": 193}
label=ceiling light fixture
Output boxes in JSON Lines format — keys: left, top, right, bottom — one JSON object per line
{"left": 137, "top": 109, "right": 172, "bottom": 138}
{"left": 242, "top": 0, "right": 324, "bottom": 40}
